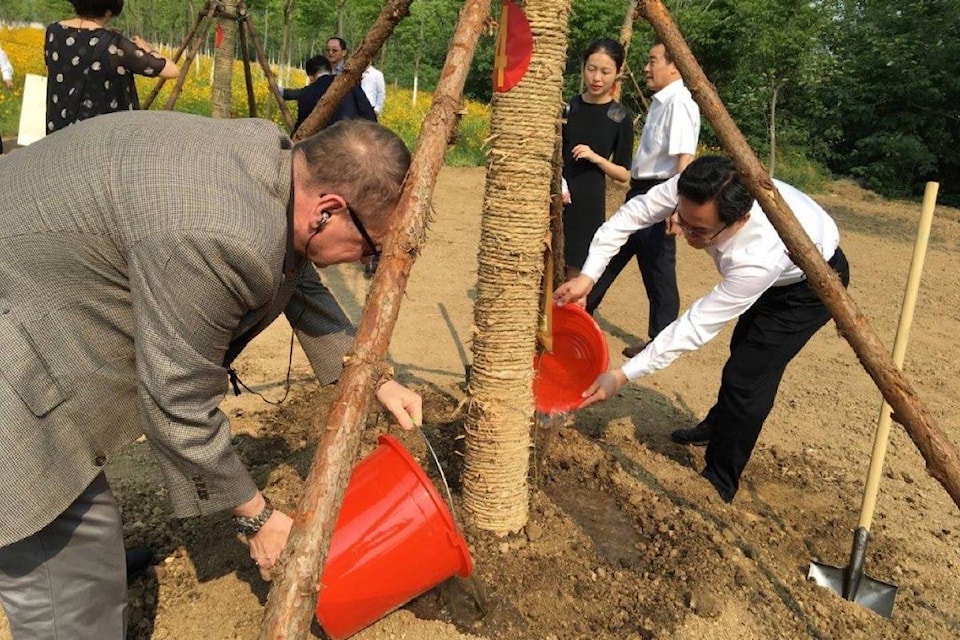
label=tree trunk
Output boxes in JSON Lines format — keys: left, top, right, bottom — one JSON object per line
{"left": 277, "top": 0, "right": 295, "bottom": 105}
{"left": 463, "top": 0, "right": 573, "bottom": 534}
{"left": 638, "top": 0, "right": 960, "bottom": 511}
{"left": 768, "top": 79, "right": 779, "bottom": 178}
{"left": 292, "top": 0, "right": 412, "bottom": 141}
{"left": 258, "top": 1, "right": 491, "bottom": 638}
{"left": 614, "top": 0, "right": 639, "bottom": 101}
{"left": 336, "top": 0, "right": 346, "bottom": 36}
{"left": 212, "top": 0, "right": 238, "bottom": 118}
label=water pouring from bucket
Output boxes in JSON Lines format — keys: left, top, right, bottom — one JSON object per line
{"left": 315, "top": 434, "right": 473, "bottom": 639}
{"left": 532, "top": 304, "right": 609, "bottom": 485}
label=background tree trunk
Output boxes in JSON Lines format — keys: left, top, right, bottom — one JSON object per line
{"left": 212, "top": 0, "right": 238, "bottom": 118}
{"left": 463, "top": 0, "right": 572, "bottom": 534}
{"left": 614, "top": 0, "right": 639, "bottom": 101}
{"left": 768, "top": 79, "right": 779, "bottom": 177}
{"left": 336, "top": 0, "right": 346, "bottom": 36}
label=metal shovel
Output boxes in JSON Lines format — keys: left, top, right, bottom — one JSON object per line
{"left": 808, "top": 181, "right": 940, "bottom": 617}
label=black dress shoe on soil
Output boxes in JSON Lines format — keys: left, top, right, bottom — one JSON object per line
{"left": 621, "top": 342, "right": 649, "bottom": 358}
{"left": 670, "top": 421, "right": 715, "bottom": 446}
{"left": 125, "top": 546, "right": 154, "bottom": 580}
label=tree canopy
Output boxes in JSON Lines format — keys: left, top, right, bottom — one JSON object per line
{"left": 3, "top": 0, "right": 955, "bottom": 202}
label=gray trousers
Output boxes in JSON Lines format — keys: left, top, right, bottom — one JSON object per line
{"left": 0, "top": 473, "right": 127, "bottom": 639}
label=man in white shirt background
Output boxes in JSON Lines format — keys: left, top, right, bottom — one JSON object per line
{"left": 0, "top": 43, "right": 12, "bottom": 89}
{"left": 361, "top": 64, "right": 386, "bottom": 116}
{"left": 556, "top": 156, "right": 850, "bottom": 503}
{"left": 586, "top": 42, "right": 700, "bottom": 358}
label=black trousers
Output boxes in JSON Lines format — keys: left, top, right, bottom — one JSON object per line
{"left": 701, "top": 248, "right": 851, "bottom": 502}
{"left": 586, "top": 178, "right": 679, "bottom": 340}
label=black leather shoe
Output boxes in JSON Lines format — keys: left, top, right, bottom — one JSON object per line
{"left": 125, "top": 546, "right": 154, "bottom": 580}
{"left": 621, "top": 341, "right": 649, "bottom": 358}
{"left": 670, "top": 421, "right": 714, "bottom": 446}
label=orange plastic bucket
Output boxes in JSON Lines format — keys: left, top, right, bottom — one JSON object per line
{"left": 315, "top": 434, "right": 473, "bottom": 639}
{"left": 532, "top": 303, "right": 609, "bottom": 414}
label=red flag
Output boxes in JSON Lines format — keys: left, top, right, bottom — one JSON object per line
{"left": 215, "top": 23, "right": 224, "bottom": 48}
{"left": 492, "top": 0, "right": 533, "bottom": 93}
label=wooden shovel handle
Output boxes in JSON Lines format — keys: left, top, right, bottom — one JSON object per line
{"left": 858, "top": 182, "right": 939, "bottom": 529}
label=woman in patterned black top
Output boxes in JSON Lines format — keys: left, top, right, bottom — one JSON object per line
{"left": 45, "top": 0, "right": 179, "bottom": 134}
{"left": 561, "top": 38, "right": 634, "bottom": 277}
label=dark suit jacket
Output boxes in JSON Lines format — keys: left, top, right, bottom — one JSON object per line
{"left": 0, "top": 111, "right": 354, "bottom": 546}
{"left": 289, "top": 74, "right": 377, "bottom": 136}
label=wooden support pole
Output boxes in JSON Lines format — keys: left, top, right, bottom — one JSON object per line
{"left": 291, "top": 0, "right": 413, "bottom": 141}
{"left": 258, "top": 1, "right": 491, "bottom": 637}
{"left": 141, "top": 2, "right": 212, "bottom": 110}
{"left": 639, "top": 0, "right": 960, "bottom": 510}
{"left": 238, "top": 17, "right": 257, "bottom": 118}
{"left": 161, "top": 5, "right": 217, "bottom": 111}
{"left": 242, "top": 3, "right": 295, "bottom": 131}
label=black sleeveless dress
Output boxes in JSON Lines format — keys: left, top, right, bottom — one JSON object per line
{"left": 561, "top": 95, "right": 634, "bottom": 269}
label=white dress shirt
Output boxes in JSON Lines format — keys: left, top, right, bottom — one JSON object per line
{"left": 0, "top": 45, "right": 13, "bottom": 83}
{"left": 581, "top": 176, "right": 840, "bottom": 380}
{"left": 631, "top": 79, "right": 700, "bottom": 180}
{"left": 361, "top": 65, "right": 386, "bottom": 114}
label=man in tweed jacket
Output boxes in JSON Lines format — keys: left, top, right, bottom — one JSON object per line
{"left": 0, "top": 111, "right": 421, "bottom": 639}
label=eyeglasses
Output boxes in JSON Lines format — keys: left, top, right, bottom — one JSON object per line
{"left": 325, "top": 47, "right": 341, "bottom": 53}
{"left": 672, "top": 205, "right": 728, "bottom": 241}
{"left": 346, "top": 204, "right": 381, "bottom": 261}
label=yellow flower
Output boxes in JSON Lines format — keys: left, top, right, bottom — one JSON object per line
{"left": 1, "top": 25, "right": 489, "bottom": 164}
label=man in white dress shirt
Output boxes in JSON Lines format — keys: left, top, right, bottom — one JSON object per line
{"left": 556, "top": 156, "right": 849, "bottom": 502}
{"left": 586, "top": 42, "right": 700, "bottom": 357}
{"left": 361, "top": 64, "right": 386, "bottom": 115}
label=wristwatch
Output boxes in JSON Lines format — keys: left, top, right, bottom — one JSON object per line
{"left": 233, "top": 497, "right": 274, "bottom": 536}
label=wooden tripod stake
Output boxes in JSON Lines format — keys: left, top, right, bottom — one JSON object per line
{"left": 141, "top": 0, "right": 293, "bottom": 130}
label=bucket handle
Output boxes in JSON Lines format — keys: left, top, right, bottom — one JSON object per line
{"left": 414, "top": 427, "right": 463, "bottom": 532}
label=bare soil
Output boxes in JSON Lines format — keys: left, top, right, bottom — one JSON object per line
{"left": 2, "top": 168, "right": 959, "bottom": 640}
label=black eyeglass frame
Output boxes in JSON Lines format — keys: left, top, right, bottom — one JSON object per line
{"left": 346, "top": 205, "right": 381, "bottom": 260}
{"left": 672, "top": 204, "right": 728, "bottom": 241}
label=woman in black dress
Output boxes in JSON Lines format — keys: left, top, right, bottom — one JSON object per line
{"left": 562, "top": 38, "right": 634, "bottom": 277}
{"left": 45, "top": 0, "right": 179, "bottom": 134}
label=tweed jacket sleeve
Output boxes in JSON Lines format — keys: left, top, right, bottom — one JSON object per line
{"left": 129, "top": 230, "right": 277, "bottom": 518}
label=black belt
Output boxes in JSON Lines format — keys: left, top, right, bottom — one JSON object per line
{"left": 773, "top": 246, "right": 846, "bottom": 288}
{"left": 627, "top": 177, "right": 666, "bottom": 199}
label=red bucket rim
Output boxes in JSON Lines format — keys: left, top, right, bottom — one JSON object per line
{"left": 533, "top": 303, "right": 609, "bottom": 414}
{"left": 375, "top": 434, "right": 473, "bottom": 576}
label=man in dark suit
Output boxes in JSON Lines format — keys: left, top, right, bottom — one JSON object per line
{"left": 283, "top": 54, "right": 377, "bottom": 136}
{"left": 0, "top": 111, "right": 419, "bottom": 639}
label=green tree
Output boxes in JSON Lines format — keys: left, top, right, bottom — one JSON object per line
{"left": 814, "top": 0, "right": 960, "bottom": 201}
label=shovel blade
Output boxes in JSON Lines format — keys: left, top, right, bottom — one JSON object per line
{"left": 808, "top": 561, "right": 898, "bottom": 618}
